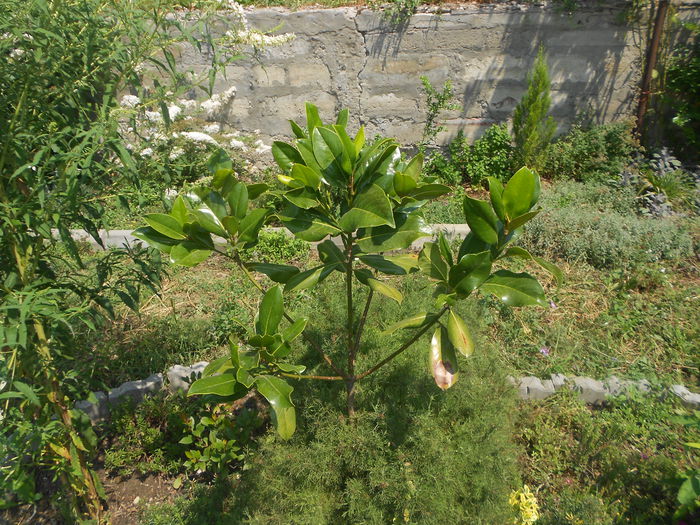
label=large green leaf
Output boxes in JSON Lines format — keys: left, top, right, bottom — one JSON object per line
{"left": 255, "top": 375, "right": 296, "bottom": 440}
{"left": 502, "top": 167, "right": 539, "bottom": 220}
{"left": 406, "top": 183, "right": 451, "bottom": 201}
{"left": 228, "top": 182, "right": 249, "bottom": 219}
{"left": 354, "top": 138, "right": 396, "bottom": 186}
{"left": 462, "top": 197, "right": 499, "bottom": 244}
{"left": 191, "top": 208, "right": 226, "bottom": 237}
{"left": 256, "top": 285, "right": 283, "bottom": 335}
{"left": 305, "top": 102, "right": 322, "bottom": 133}
{"left": 448, "top": 251, "right": 492, "bottom": 296}
{"left": 404, "top": 153, "right": 423, "bottom": 181}
{"left": 284, "top": 264, "right": 338, "bottom": 292}
{"left": 238, "top": 345, "right": 260, "bottom": 371}
{"left": 367, "top": 278, "right": 403, "bottom": 304}
{"left": 272, "top": 141, "right": 304, "bottom": 173}
{"left": 202, "top": 356, "right": 235, "bottom": 378}
{"left": 238, "top": 208, "right": 269, "bottom": 243}
{"left": 188, "top": 373, "right": 237, "bottom": 397}
{"left": 502, "top": 246, "right": 563, "bottom": 285}
{"left": 356, "top": 211, "right": 429, "bottom": 253}
{"left": 200, "top": 191, "right": 228, "bottom": 220}
{"left": 359, "top": 254, "right": 419, "bottom": 275}
{"left": 418, "top": 242, "right": 449, "bottom": 283}
{"left": 279, "top": 206, "right": 341, "bottom": 242}
{"left": 393, "top": 173, "right": 418, "bottom": 196}
{"left": 446, "top": 309, "right": 474, "bottom": 357}
{"left": 487, "top": 177, "right": 506, "bottom": 222}
{"left": 248, "top": 263, "right": 300, "bottom": 284}
{"left": 132, "top": 226, "right": 178, "bottom": 253}
{"left": 339, "top": 184, "right": 395, "bottom": 232}
{"left": 430, "top": 326, "right": 459, "bottom": 391}
{"left": 170, "top": 196, "right": 188, "bottom": 226}
{"left": 317, "top": 240, "right": 346, "bottom": 265}
{"left": 169, "top": 242, "right": 212, "bottom": 266}
{"left": 282, "top": 318, "right": 307, "bottom": 342}
{"left": 290, "top": 163, "right": 323, "bottom": 189}
{"left": 284, "top": 187, "right": 321, "bottom": 209}
{"left": 312, "top": 127, "right": 346, "bottom": 185}
{"left": 479, "top": 270, "right": 547, "bottom": 306}
{"left": 381, "top": 312, "right": 436, "bottom": 335}
{"left": 145, "top": 213, "right": 186, "bottom": 240}
{"left": 207, "top": 148, "right": 233, "bottom": 183}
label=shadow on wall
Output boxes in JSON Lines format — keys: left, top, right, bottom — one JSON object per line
{"left": 358, "top": 2, "right": 643, "bottom": 143}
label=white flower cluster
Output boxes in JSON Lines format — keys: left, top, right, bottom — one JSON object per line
{"left": 219, "top": 1, "right": 294, "bottom": 48}
{"left": 120, "top": 95, "right": 141, "bottom": 108}
{"left": 173, "top": 131, "right": 220, "bottom": 146}
{"left": 200, "top": 86, "right": 237, "bottom": 120}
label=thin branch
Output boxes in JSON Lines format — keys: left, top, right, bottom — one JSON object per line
{"left": 352, "top": 289, "right": 374, "bottom": 355}
{"left": 356, "top": 305, "right": 449, "bottom": 380}
{"left": 280, "top": 372, "right": 344, "bottom": 381}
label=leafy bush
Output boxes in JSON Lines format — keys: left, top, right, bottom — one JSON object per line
{"left": 425, "top": 125, "right": 513, "bottom": 186}
{"left": 512, "top": 46, "right": 556, "bottom": 172}
{"left": 540, "top": 122, "right": 638, "bottom": 182}
{"left": 665, "top": 34, "right": 700, "bottom": 159}
{"left": 240, "top": 230, "right": 310, "bottom": 264}
{"left": 520, "top": 181, "right": 695, "bottom": 268}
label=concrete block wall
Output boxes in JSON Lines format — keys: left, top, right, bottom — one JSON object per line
{"left": 172, "top": 1, "right": 700, "bottom": 145}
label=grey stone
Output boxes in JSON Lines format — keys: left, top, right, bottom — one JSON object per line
{"left": 636, "top": 379, "right": 653, "bottom": 393}
{"left": 604, "top": 375, "right": 627, "bottom": 396}
{"left": 75, "top": 391, "right": 109, "bottom": 423}
{"left": 108, "top": 373, "right": 163, "bottom": 407}
{"left": 570, "top": 376, "right": 607, "bottom": 405}
{"left": 550, "top": 373, "right": 568, "bottom": 391}
{"left": 683, "top": 393, "right": 700, "bottom": 409}
{"left": 669, "top": 384, "right": 700, "bottom": 408}
{"left": 517, "top": 376, "right": 555, "bottom": 401}
{"left": 168, "top": 361, "right": 210, "bottom": 393}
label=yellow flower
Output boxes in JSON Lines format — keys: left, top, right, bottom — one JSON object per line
{"left": 509, "top": 485, "right": 540, "bottom": 525}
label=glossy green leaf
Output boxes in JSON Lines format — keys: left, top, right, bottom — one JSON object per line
{"left": 282, "top": 318, "right": 307, "bottom": 342}
{"left": 228, "top": 182, "right": 249, "bottom": 219}
{"left": 255, "top": 375, "right": 296, "bottom": 440}
{"left": 502, "top": 167, "right": 539, "bottom": 220}
{"left": 285, "top": 264, "right": 338, "bottom": 292}
{"left": 480, "top": 270, "right": 547, "bottom": 306}
{"left": 335, "top": 108, "right": 349, "bottom": 127}
{"left": 248, "top": 263, "right": 300, "bottom": 284}
{"left": 437, "top": 232, "right": 453, "bottom": 266}
{"left": 367, "top": 278, "right": 403, "bottom": 304}
{"left": 289, "top": 119, "right": 307, "bottom": 139}
{"left": 207, "top": 149, "right": 233, "bottom": 184}
{"left": 279, "top": 206, "right": 341, "bottom": 242}
{"left": 457, "top": 232, "right": 489, "bottom": 261}
{"left": 356, "top": 211, "right": 429, "bottom": 253}
{"left": 237, "top": 367, "right": 255, "bottom": 388}
{"left": 430, "top": 326, "right": 459, "bottom": 391}
{"left": 406, "top": 183, "right": 451, "bottom": 201}
{"left": 238, "top": 208, "right": 269, "bottom": 243}
{"left": 170, "top": 196, "right": 188, "bottom": 226}
{"left": 462, "top": 197, "right": 499, "bottom": 244}
{"left": 272, "top": 141, "right": 304, "bottom": 173}
{"left": 354, "top": 126, "right": 365, "bottom": 154}
{"left": 487, "top": 177, "right": 506, "bottom": 222}
{"left": 133, "top": 226, "right": 178, "bottom": 253}
{"left": 202, "top": 356, "right": 234, "bottom": 378}
{"left": 506, "top": 209, "right": 541, "bottom": 232}
{"left": 381, "top": 312, "right": 436, "bottom": 335}
{"left": 359, "top": 254, "right": 419, "bottom": 275}
{"left": 339, "top": 184, "right": 395, "bottom": 232}
{"left": 677, "top": 475, "right": 700, "bottom": 506}
{"left": 247, "top": 183, "right": 269, "bottom": 200}
{"left": 201, "top": 191, "right": 228, "bottom": 220}
{"left": 312, "top": 127, "right": 346, "bottom": 183}
{"left": 188, "top": 373, "right": 237, "bottom": 397}
{"left": 191, "top": 208, "right": 226, "bottom": 237}
{"left": 145, "top": 213, "right": 186, "bottom": 240}
{"left": 277, "top": 363, "right": 307, "bottom": 374}
{"left": 418, "top": 242, "right": 449, "bottom": 283}
{"left": 448, "top": 250, "right": 492, "bottom": 295}
{"left": 317, "top": 240, "right": 345, "bottom": 265}
{"left": 291, "top": 163, "right": 322, "bottom": 189}
{"left": 404, "top": 153, "right": 423, "bottom": 181}
{"left": 284, "top": 187, "right": 321, "bottom": 209}
{"left": 221, "top": 216, "right": 239, "bottom": 236}
{"left": 238, "top": 345, "right": 260, "bottom": 371}
{"left": 256, "top": 285, "right": 283, "bottom": 335}
{"left": 305, "top": 102, "right": 322, "bottom": 133}
{"left": 393, "top": 173, "right": 418, "bottom": 196}
{"left": 502, "top": 246, "right": 563, "bottom": 285}
{"left": 170, "top": 242, "right": 212, "bottom": 266}
{"left": 447, "top": 310, "right": 474, "bottom": 357}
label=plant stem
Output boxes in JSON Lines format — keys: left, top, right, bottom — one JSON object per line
{"left": 352, "top": 289, "right": 374, "bottom": 355}
{"left": 344, "top": 233, "right": 356, "bottom": 418}
{"left": 356, "top": 305, "right": 449, "bottom": 380}
{"left": 280, "top": 372, "right": 344, "bottom": 381}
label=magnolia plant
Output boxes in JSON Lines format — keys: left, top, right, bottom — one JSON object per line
{"left": 134, "top": 104, "right": 561, "bottom": 439}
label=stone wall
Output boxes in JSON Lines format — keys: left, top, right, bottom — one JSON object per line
{"left": 177, "top": 1, "right": 695, "bottom": 145}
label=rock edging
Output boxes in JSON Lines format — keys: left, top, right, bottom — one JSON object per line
{"left": 75, "top": 362, "right": 700, "bottom": 424}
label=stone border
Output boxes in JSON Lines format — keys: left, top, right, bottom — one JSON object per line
{"left": 75, "top": 362, "right": 700, "bottom": 424}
